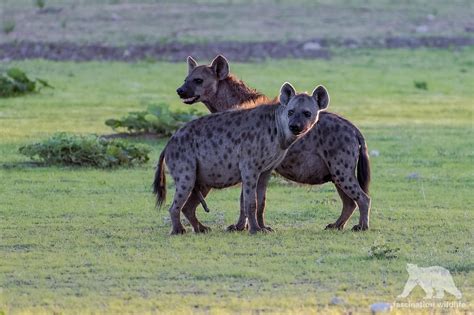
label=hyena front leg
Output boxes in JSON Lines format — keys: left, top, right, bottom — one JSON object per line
{"left": 256, "top": 170, "right": 273, "bottom": 231}
{"left": 226, "top": 191, "right": 248, "bottom": 232}
{"left": 241, "top": 169, "right": 264, "bottom": 234}
{"left": 181, "top": 186, "right": 212, "bottom": 233}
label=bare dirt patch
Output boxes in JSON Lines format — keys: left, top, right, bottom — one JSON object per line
{"left": 1, "top": 37, "right": 473, "bottom": 62}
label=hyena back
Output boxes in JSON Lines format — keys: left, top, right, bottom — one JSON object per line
{"left": 177, "top": 55, "right": 371, "bottom": 231}
{"left": 156, "top": 82, "right": 329, "bottom": 234}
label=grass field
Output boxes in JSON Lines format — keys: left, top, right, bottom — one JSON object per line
{"left": 0, "top": 48, "right": 473, "bottom": 314}
{"left": 2, "top": 0, "right": 473, "bottom": 44}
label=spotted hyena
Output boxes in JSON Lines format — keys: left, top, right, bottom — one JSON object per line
{"left": 155, "top": 82, "right": 329, "bottom": 234}
{"left": 177, "top": 55, "right": 371, "bottom": 231}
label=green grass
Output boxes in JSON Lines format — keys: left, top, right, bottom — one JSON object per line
{"left": 0, "top": 48, "right": 473, "bottom": 314}
{"left": 2, "top": 0, "right": 473, "bottom": 44}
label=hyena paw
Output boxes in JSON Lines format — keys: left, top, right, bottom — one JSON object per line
{"left": 249, "top": 227, "right": 269, "bottom": 235}
{"left": 226, "top": 223, "right": 247, "bottom": 232}
{"left": 262, "top": 226, "right": 275, "bottom": 232}
{"left": 170, "top": 226, "right": 187, "bottom": 235}
{"left": 325, "top": 222, "right": 344, "bottom": 230}
{"left": 351, "top": 223, "right": 369, "bottom": 231}
{"left": 196, "top": 224, "right": 211, "bottom": 233}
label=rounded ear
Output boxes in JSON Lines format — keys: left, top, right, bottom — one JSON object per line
{"left": 311, "top": 85, "right": 329, "bottom": 110}
{"left": 210, "top": 55, "right": 229, "bottom": 80}
{"left": 187, "top": 56, "right": 198, "bottom": 74}
{"left": 279, "top": 82, "right": 296, "bottom": 106}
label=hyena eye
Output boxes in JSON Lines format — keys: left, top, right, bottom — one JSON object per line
{"left": 303, "top": 111, "right": 312, "bottom": 118}
{"left": 288, "top": 110, "right": 294, "bottom": 117}
{"left": 193, "top": 78, "right": 203, "bottom": 84}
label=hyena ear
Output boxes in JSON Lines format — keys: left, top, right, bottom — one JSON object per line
{"left": 210, "top": 55, "right": 229, "bottom": 80}
{"left": 311, "top": 85, "right": 330, "bottom": 110}
{"left": 279, "top": 82, "right": 296, "bottom": 106}
{"left": 187, "top": 56, "right": 198, "bottom": 74}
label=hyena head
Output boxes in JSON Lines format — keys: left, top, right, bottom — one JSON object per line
{"left": 278, "top": 82, "right": 329, "bottom": 142}
{"left": 176, "top": 55, "right": 229, "bottom": 104}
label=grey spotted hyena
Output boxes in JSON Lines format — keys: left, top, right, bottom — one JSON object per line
{"left": 177, "top": 55, "right": 371, "bottom": 231}
{"left": 155, "top": 82, "right": 329, "bottom": 234}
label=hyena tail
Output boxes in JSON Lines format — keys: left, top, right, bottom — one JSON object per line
{"left": 357, "top": 132, "right": 371, "bottom": 194}
{"left": 153, "top": 149, "right": 167, "bottom": 208}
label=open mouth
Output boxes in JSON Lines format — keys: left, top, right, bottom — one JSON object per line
{"left": 181, "top": 95, "right": 200, "bottom": 104}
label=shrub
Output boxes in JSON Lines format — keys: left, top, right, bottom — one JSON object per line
{"left": 35, "top": 0, "right": 46, "bottom": 9}
{"left": 0, "top": 68, "right": 52, "bottom": 97}
{"left": 414, "top": 80, "right": 428, "bottom": 90}
{"left": 105, "top": 103, "right": 202, "bottom": 136}
{"left": 2, "top": 20, "right": 15, "bottom": 34}
{"left": 19, "top": 133, "right": 151, "bottom": 168}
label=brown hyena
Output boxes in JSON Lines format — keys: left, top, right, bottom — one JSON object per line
{"left": 177, "top": 55, "right": 371, "bottom": 231}
{"left": 155, "top": 82, "right": 329, "bottom": 234}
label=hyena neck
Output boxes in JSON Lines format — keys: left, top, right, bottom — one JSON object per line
{"left": 274, "top": 106, "right": 294, "bottom": 150}
{"left": 204, "top": 75, "right": 269, "bottom": 113}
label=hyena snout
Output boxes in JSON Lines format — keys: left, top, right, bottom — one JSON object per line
{"left": 289, "top": 116, "right": 315, "bottom": 135}
{"left": 176, "top": 84, "right": 200, "bottom": 104}
{"left": 289, "top": 123, "right": 302, "bottom": 135}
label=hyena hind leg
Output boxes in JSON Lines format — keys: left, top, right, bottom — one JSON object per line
{"left": 168, "top": 174, "right": 196, "bottom": 235}
{"left": 181, "top": 186, "right": 212, "bottom": 233}
{"left": 331, "top": 170, "right": 371, "bottom": 231}
{"left": 325, "top": 185, "right": 357, "bottom": 230}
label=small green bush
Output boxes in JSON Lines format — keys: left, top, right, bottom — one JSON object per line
{"left": 414, "top": 80, "right": 428, "bottom": 90}
{"left": 34, "top": 0, "right": 46, "bottom": 9}
{"left": 19, "top": 133, "right": 151, "bottom": 168}
{"left": 105, "top": 103, "right": 202, "bottom": 136}
{"left": 0, "top": 67, "right": 52, "bottom": 97}
{"left": 2, "top": 20, "right": 16, "bottom": 34}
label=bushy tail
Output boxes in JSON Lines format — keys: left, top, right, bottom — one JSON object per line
{"left": 153, "top": 149, "right": 166, "bottom": 208}
{"left": 356, "top": 133, "right": 371, "bottom": 194}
